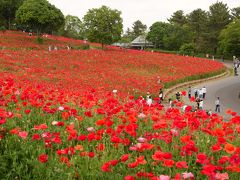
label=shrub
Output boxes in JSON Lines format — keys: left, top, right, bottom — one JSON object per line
{"left": 35, "top": 37, "right": 44, "bottom": 44}
{"left": 179, "top": 43, "right": 196, "bottom": 56}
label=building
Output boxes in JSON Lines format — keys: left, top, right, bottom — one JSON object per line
{"left": 131, "top": 35, "right": 154, "bottom": 49}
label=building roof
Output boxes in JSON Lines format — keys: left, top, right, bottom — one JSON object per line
{"left": 131, "top": 35, "right": 153, "bottom": 47}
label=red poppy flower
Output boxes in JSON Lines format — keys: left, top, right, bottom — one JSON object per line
{"left": 38, "top": 154, "right": 48, "bottom": 163}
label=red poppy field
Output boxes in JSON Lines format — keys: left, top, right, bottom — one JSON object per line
{"left": 0, "top": 31, "right": 239, "bottom": 179}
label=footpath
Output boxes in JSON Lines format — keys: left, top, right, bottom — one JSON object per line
{"left": 163, "top": 61, "right": 240, "bottom": 119}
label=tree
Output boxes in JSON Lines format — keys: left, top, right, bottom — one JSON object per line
{"left": 208, "top": 1, "right": 231, "bottom": 53}
{"left": 16, "top": 0, "right": 64, "bottom": 35}
{"left": 231, "top": 7, "right": 240, "bottom": 20}
{"left": 168, "top": 10, "right": 187, "bottom": 26}
{"left": 83, "top": 6, "right": 123, "bottom": 48}
{"left": 186, "top": 9, "right": 208, "bottom": 52}
{"left": 132, "top": 20, "right": 147, "bottom": 39}
{"left": 147, "top": 22, "right": 169, "bottom": 48}
{"left": 59, "top": 15, "right": 85, "bottom": 39}
{"left": 219, "top": 20, "right": 240, "bottom": 57}
{"left": 0, "top": 0, "right": 24, "bottom": 29}
{"left": 119, "top": 28, "right": 134, "bottom": 43}
{"left": 163, "top": 24, "right": 191, "bottom": 51}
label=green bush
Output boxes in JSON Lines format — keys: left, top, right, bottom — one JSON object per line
{"left": 0, "top": 26, "right": 6, "bottom": 32}
{"left": 164, "top": 68, "right": 226, "bottom": 89}
{"left": 35, "top": 37, "right": 44, "bottom": 44}
{"left": 179, "top": 43, "right": 196, "bottom": 56}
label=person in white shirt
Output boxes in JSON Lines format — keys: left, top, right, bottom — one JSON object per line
{"left": 202, "top": 86, "right": 207, "bottom": 99}
{"left": 198, "top": 89, "right": 203, "bottom": 99}
{"left": 199, "top": 99, "right": 203, "bottom": 110}
{"left": 215, "top": 97, "right": 220, "bottom": 113}
{"left": 182, "top": 105, "right": 187, "bottom": 112}
{"left": 146, "top": 92, "right": 152, "bottom": 106}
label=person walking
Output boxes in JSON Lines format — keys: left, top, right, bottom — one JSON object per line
{"left": 196, "top": 98, "right": 200, "bottom": 109}
{"left": 146, "top": 92, "right": 152, "bottom": 106}
{"left": 176, "top": 92, "right": 181, "bottom": 101}
{"left": 199, "top": 99, "right": 203, "bottom": 110}
{"left": 202, "top": 86, "right": 207, "bottom": 99}
{"left": 159, "top": 89, "right": 163, "bottom": 104}
{"left": 188, "top": 86, "right": 191, "bottom": 99}
{"left": 194, "top": 88, "right": 198, "bottom": 99}
{"left": 215, "top": 97, "right": 220, "bottom": 113}
{"left": 168, "top": 98, "right": 173, "bottom": 108}
{"left": 198, "top": 88, "right": 203, "bottom": 99}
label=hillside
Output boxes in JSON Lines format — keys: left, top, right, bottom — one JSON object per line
{"left": 0, "top": 31, "right": 239, "bottom": 180}
{"left": 0, "top": 31, "right": 225, "bottom": 97}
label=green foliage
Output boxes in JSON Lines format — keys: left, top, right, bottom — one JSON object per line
{"left": 83, "top": 5, "right": 123, "bottom": 48}
{"left": 219, "top": 20, "right": 240, "bottom": 57}
{"left": 35, "top": 37, "right": 44, "bottom": 44}
{"left": 119, "top": 28, "right": 135, "bottom": 43}
{"left": 72, "top": 43, "right": 90, "bottom": 50}
{"left": 186, "top": 9, "right": 208, "bottom": 52}
{"left": 147, "top": 22, "right": 169, "bottom": 48}
{"left": 0, "top": 25, "right": 6, "bottom": 32}
{"left": 163, "top": 24, "right": 191, "bottom": 51}
{"left": 16, "top": 0, "right": 64, "bottom": 35}
{"left": 0, "top": 0, "right": 24, "bottom": 29}
{"left": 231, "top": 7, "right": 240, "bottom": 20}
{"left": 164, "top": 68, "right": 226, "bottom": 89}
{"left": 179, "top": 43, "right": 196, "bottom": 55}
{"left": 208, "top": 1, "right": 231, "bottom": 53}
{"left": 131, "top": 20, "right": 147, "bottom": 39}
{"left": 59, "top": 15, "right": 85, "bottom": 40}
{"left": 168, "top": 10, "right": 187, "bottom": 26}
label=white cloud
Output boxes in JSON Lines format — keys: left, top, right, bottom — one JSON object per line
{"left": 48, "top": 0, "right": 239, "bottom": 30}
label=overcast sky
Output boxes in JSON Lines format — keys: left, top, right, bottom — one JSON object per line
{"left": 48, "top": 0, "right": 239, "bottom": 31}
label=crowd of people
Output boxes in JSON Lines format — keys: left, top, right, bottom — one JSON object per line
{"left": 145, "top": 85, "right": 221, "bottom": 115}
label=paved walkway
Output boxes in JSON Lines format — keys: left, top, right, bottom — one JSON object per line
{"left": 183, "top": 62, "right": 240, "bottom": 118}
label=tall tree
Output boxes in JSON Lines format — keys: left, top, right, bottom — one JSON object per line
{"left": 168, "top": 10, "right": 187, "bottom": 26}
{"left": 147, "top": 22, "right": 169, "bottom": 48}
{"left": 83, "top": 5, "right": 123, "bottom": 48}
{"left": 120, "top": 28, "right": 134, "bottom": 43}
{"left": 219, "top": 20, "right": 240, "bottom": 57}
{"left": 208, "top": 1, "right": 231, "bottom": 53}
{"left": 231, "top": 7, "right": 240, "bottom": 20}
{"left": 16, "top": 0, "right": 64, "bottom": 35}
{"left": 187, "top": 9, "right": 208, "bottom": 52}
{"left": 0, "top": 0, "right": 24, "bottom": 29}
{"left": 163, "top": 24, "right": 191, "bottom": 51}
{"left": 60, "top": 15, "right": 85, "bottom": 39}
{"left": 132, "top": 20, "right": 147, "bottom": 39}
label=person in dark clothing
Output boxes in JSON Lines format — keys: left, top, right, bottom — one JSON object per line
{"left": 159, "top": 89, "right": 163, "bottom": 104}
{"left": 176, "top": 92, "right": 181, "bottom": 101}
{"left": 215, "top": 97, "right": 220, "bottom": 113}
{"left": 188, "top": 86, "right": 191, "bottom": 99}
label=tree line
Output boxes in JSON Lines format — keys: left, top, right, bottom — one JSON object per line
{"left": 0, "top": 0, "right": 239, "bottom": 57}
{"left": 124, "top": 2, "right": 240, "bottom": 58}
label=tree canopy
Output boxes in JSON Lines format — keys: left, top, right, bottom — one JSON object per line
{"left": 0, "top": 0, "right": 24, "bottom": 29}
{"left": 59, "top": 15, "right": 85, "bottom": 39}
{"left": 231, "top": 7, "right": 240, "bottom": 20}
{"left": 132, "top": 20, "right": 147, "bottom": 39}
{"left": 16, "top": 0, "right": 64, "bottom": 35}
{"left": 83, "top": 5, "right": 123, "bottom": 48}
{"left": 168, "top": 10, "right": 187, "bottom": 26}
{"left": 147, "top": 22, "right": 169, "bottom": 48}
{"left": 208, "top": 1, "right": 231, "bottom": 53}
{"left": 219, "top": 20, "right": 240, "bottom": 57}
